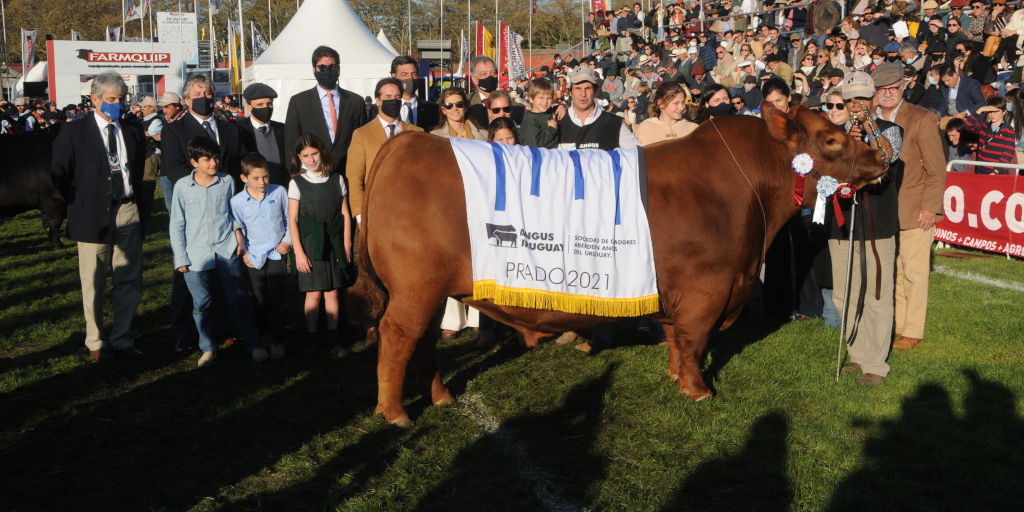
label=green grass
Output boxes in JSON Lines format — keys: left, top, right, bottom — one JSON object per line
{"left": 2, "top": 205, "right": 1023, "bottom": 511}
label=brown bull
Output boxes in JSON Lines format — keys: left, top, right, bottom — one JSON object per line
{"left": 350, "top": 104, "right": 888, "bottom": 427}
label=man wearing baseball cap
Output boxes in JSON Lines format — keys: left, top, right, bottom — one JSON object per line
{"left": 137, "top": 96, "right": 163, "bottom": 230}
{"left": 871, "top": 62, "right": 946, "bottom": 352}
{"left": 829, "top": 70, "right": 904, "bottom": 387}
{"left": 556, "top": 67, "right": 640, "bottom": 151}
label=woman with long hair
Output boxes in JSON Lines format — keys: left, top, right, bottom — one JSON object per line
{"left": 694, "top": 84, "right": 732, "bottom": 123}
{"left": 634, "top": 81, "right": 698, "bottom": 144}
{"left": 430, "top": 87, "right": 487, "bottom": 140}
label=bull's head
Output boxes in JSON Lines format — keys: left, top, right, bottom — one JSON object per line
{"left": 762, "top": 102, "right": 888, "bottom": 207}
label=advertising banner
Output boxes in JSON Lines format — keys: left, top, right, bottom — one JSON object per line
{"left": 157, "top": 11, "right": 199, "bottom": 66}
{"left": 46, "top": 39, "right": 188, "bottom": 106}
{"left": 934, "top": 173, "right": 1024, "bottom": 257}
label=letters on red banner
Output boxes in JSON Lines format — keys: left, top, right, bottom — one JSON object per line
{"left": 935, "top": 173, "right": 1024, "bottom": 257}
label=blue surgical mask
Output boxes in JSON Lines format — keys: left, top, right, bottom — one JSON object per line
{"left": 928, "top": 76, "right": 939, "bottom": 86}
{"left": 99, "top": 100, "right": 123, "bottom": 121}
{"left": 1007, "top": 103, "right": 1014, "bottom": 113}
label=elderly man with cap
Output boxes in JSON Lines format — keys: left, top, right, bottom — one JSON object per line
{"left": 238, "top": 82, "right": 289, "bottom": 187}
{"left": 678, "top": 46, "right": 705, "bottom": 90}
{"left": 155, "top": 92, "right": 184, "bottom": 210}
{"left": 828, "top": 69, "right": 904, "bottom": 387}
{"left": 137, "top": 95, "right": 163, "bottom": 231}
{"left": 871, "top": 62, "right": 946, "bottom": 352}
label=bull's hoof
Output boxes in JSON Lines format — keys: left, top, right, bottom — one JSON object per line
{"left": 679, "top": 381, "right": 713, "bottom": 401}
{"left": 433, "top": 394, "right": 456, "bottom": 407}
{"left": 365, "top": 327, "right": 379, "bottom": 347}
{"left": 388, "top": 416, "right": 414, "bottom": 429}
{"left": 374, "top": 403, "right": 384, "bottom": 414}
{"left": 667, "top": 369, "right": 679, "bottom": 382}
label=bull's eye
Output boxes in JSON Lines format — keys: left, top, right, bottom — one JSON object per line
{"left": 826, "top": 137, "right": 838, "bottom": 146}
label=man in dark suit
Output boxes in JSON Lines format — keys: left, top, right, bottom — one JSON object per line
{"left": 390, "top": 55, "right": 440, "bottom": 130}
{"left": 51, "top": 71, "right": 147, "bottom": 362}
{"left": 160, "top": 72, "right": 244, "bottom": 353}
{"left": 237, "top": 83, "right": 289, "bottom": 186}
{"left": 284, "top": 45, "right": 366, "bottom": 174}
{"left": 938, "top": 63, "right": 986, "bottom": 116}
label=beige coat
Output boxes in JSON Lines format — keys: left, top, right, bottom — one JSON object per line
{"left": 634, "top": 117, "right": 698, "bottom": 145}
{"left": 891, "top": 102, "right": 948, "bottom": 229}
{"left": 346, "top": 119, "right": 423, "bottom": 216}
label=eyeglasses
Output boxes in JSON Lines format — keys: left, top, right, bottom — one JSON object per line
{"left": 316, "top": 64, "right": 339, "bottom": 72}
{"left": 825, "top": 102, "right": 846, "bottom": 110}
{"left": 443, "top": 100, "right": 468, "bottom": 109}
{"left": 948, "top": 23, "right": 960, "bottom": 27}
{"left": 489, "top": 106, "right": 513, "bottom": 114}
{"left": 878, "top": 85, "right": 902, "bottom": 96}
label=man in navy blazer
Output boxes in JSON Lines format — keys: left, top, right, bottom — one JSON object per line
{"left": 160, "top": 73, "right": 243, "bottom": 352}
{"left": 938, "top": 64, "right": 986, "bottom": 116}
{"left": 284, "top": 45, "right": 366, "bottom": 174}
{"left": 51, "top": 71, "right": 147, "bottom": 362}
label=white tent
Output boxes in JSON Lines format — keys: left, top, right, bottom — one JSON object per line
{"left": 376, "top": 29, "right": 400, "bottom": 57}
{"left": 14, "top": 61, "right": 47, "bottom": 97}
{"left": 245, "top": 0, "right": 395, "bottom": 122}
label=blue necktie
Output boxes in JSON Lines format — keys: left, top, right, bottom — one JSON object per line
{"left": 203, "top": 120, "right": 217, "bottom": 143}
{"left": 405, "top": 101, "right": 416, "bottom": 126}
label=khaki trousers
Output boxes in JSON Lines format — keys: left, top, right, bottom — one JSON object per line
{"left": 830, "top": 237, "right": 896, "bottom": 378}
{"left": 77, "top": 202, "right": 144, "bottom": 351}
{"left": 894, "top": 226, "right": 935, "bottom": 339}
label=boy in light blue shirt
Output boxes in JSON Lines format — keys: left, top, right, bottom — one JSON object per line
{"left": 169, "top": 136, "right": 265, "bottom": 367}
{"left": 230, "top": 152, "right": 291, "bottom": 358}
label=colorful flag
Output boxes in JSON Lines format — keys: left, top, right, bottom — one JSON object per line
{"left": 455, "top": 29, "right": 469, "bottom": 76}
{"left": 532, "top": 0, "right": 538, "bottom": 14}
{"left": 125, "top": 0, "right": 142, "bottom": 21}
{"left": 591, "top": 0, "right": 606, "bottom": 13}
{"left": 106, "top": 26, "right": 121, "bottom": 42}
{"left": 251, "top": 21, "right": 269, "bottom": 59}
{"left": 209, "top": 0, "right": 221, "bottom": 15}
{"left": 21, "top": 28, "right": 37, "bottom": 70}
{"left": 475, "top": 22, "right": 495, "bottom": 59}
{"left": 505, "top": 27, "right": 527, "bottom": 81}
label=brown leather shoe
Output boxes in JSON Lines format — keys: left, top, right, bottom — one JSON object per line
{"left": 841, "top": 363, "right": 862, "bottom": 376}
{"left": 893, "top": 336, "right": 921, "bottom": 350}
{"left": 112, "top": 346, "right": 145, "bottom": 359}
{"left": 856, "top": 373, "right": 886, "bottom": 387}
{"left": 89, "top": 348, "right": 112, "bottom": 362}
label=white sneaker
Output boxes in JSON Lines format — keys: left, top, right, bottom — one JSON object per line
{"left": 197, "top": 351, "right": 216, "bottom": 367}
{"left": 250, "top": 347, "right": 269, "bottom": 363}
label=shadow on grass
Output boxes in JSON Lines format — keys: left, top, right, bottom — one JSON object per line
{"left": 703, "top": 293, "right": 786, "bottom": 393}
{"left": 0, "top": 346, "right": 380, "bottom": 512}
{"left": 412, "top": 365, "right": 617, "bottom": 511}
{"left": 826, "top": 369, "right": 1024, "bottom": 511}
{"left": 660, "top": 412, "right": 792, "bottom": 512}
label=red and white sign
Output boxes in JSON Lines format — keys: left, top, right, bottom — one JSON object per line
{"left": 83, "top": 51, "right": 172, "bottom": 64}
{"left": 934, "top": 173, "right": 1024, "bottom": 257}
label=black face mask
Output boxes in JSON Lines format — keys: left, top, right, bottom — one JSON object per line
{"left": 190, "top": 96, "right": 214, "bottom": 116}
{"left": 478, "top": 76, "right": 499, "bottom": 93}
{"left": 250, "top": 106, "right": 273, "bottom": 123}
{"left": 380, "top": 99, "right": 402, "bottom": 119}
{"left": 708, "top": 102, "right": 732, "bottom": 117}
{"left": 314, "top": 69, "right": 340, "bottom": 90}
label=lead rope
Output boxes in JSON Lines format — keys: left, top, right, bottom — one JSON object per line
{"left": 836, "top": 193, "right": 859, "bottom": 382}
{"left": 709, "top": 118, "right": 769, "bottom": 259}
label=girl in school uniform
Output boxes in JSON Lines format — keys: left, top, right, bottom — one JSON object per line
{"left": 288, "top": 134, "right": 352, "bottom": 352}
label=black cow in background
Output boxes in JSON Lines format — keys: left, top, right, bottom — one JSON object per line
{"left": 0, "top": 127, "right": 66, "bottom": 247}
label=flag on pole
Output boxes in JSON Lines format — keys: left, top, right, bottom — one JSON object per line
{"left": 505, "top": 27, "right": 527, "bottom": 81}
{"left": 591, "top": 0, "right": 606, "bottom": 12}
{"left": 137, "top": 0, "right": 150, "bottom": 19}
{"left": 475, "top": 22, "right": 494, "bottom": 59}
{"left": 71, "top": 30, "right": 83, "bottom": 41}
{"left": 106, "top": 26, "right": 122, "bottom": 41}
{"left": 251, "top": 21, "right": 269, "bottom": 59}
{"left": 228, "top": 19, "right": 243, "bottom": 93}
{"left": 21, "top": 29, "right": 37, "bottom": 70}
{"left": 455, "top": 29, "right": 469, "bottom": 76}
{"left": 125, "top": 0, "right": 142, "bottom": 21}
{"left": 532, "top": 0, "right": 538, "bottom": 14}
{"left": 498, "top": 22, "right": 508, "bottom": 86}
{"left": 210, "top": 0, "right": 221, "bottom": 15}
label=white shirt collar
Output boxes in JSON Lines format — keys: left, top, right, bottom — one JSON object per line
{"left": 190, "top": 111, "right": 215, "bottom": 127}
{"left": 93, "top": 111, "right": 121, "bottom": 131}
{"left": 378, "top": 115, "right": 400, "bottom": 134}
{"left": 318, "top": 84, "right": 340, "bottom": 100}
{"left": 568, "top": 106, "right": 601, "bottom": 126}
{"left": 249, "top": 115, "right": 267, "bottom": 129}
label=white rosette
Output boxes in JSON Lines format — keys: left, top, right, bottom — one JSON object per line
{"left": 792, "top": 153, "right": 814, "bottom": 175}
{"left": 813, "top": 176, "right": 838, "bottom": 224}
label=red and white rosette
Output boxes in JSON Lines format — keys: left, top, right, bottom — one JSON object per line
{"left": 837, "top": 183, "right": 856, "bottom": 198}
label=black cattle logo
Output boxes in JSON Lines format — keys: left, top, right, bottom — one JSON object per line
{"left": 486, "top": 223, "right": 517, "bottom": 247}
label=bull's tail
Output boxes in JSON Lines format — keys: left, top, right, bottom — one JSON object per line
{"left": 345, "top": 140, "right": 394, "bottom": 325}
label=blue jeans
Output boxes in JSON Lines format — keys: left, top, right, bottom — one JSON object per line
{"left": 821, "top": 288, "right": 841, "bottom": 328}
{"left": 160, "top": 176, "right": 174, "bottom": 212}
{"left": 182, "top": 254, "right": 261, "bottom": 353}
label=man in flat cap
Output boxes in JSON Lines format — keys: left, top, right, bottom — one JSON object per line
{"left": 137, "top": 95, "right": 163, "bottom": 231}
{"left": 238, "top": 83, "right": 288, "bottom": 186}
{"left": 872, "top": 62, "right": 946, "bottom": 353}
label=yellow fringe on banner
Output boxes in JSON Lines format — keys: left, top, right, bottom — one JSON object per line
{"left": 473, "top": 280, "right": 660, "bottom": 317}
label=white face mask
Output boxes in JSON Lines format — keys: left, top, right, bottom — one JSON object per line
{"left": 873, "top": 58, "right": 884, "bottom": 66}
{"left": 744, "top": 83, "right": 756, "bottom": 92}
{"left": 801, "top": 65, "right": 815, "bottom": 74}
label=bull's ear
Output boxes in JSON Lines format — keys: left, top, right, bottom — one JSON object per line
{"left": 762, "top": 102, "right": 802, "bottom": 150}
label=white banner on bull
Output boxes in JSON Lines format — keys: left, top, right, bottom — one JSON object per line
{"left": 451, "top": 139, "right": 659, "bottom": 317}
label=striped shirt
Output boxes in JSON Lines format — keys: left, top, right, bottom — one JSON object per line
{"left": 963, "top": 110, "right": 1017, "bottom": 175}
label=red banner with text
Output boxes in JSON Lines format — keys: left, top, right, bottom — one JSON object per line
{"left": 934, "top": 173, "right": 1024, "bottom": 257}
{"left": 592, "top": 0, "right": 607, "bottom": 13}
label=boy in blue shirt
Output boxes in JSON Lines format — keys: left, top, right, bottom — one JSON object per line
{"left": 230, "top": 153, "right": 291, "bottom": 359}
{"left": 169, "top": 136, "right": 266, "bottom": 367}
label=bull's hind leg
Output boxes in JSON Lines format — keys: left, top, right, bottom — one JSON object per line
{"left": 661, "top": 323, "right": 680, "bottom": 382}
{"left": 410, "top": 311, "right": 455, "bottom": 408}
{"left": 376, "top": 293, "right": 446, "bottom": 428}
{"left": 665, "top": 306, "right": 721, "bottom": 401}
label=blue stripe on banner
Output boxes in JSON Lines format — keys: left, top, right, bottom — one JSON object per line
{"left": 529, "top": 146, "right": 542, "bottom": 197}
{"left": 609, "top": 150, "right": 623, "bottom": 225}
{"left": 570, "top": 150, "right": 584, "bottom": 200}
{"left": 491, "top": 143, "right": 506, "bottom": 211}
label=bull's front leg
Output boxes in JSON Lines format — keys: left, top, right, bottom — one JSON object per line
{"left": 661, "top": 323, "right": 680, "bottom": 382}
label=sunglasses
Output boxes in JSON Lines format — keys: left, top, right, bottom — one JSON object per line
{"left": 443, "top": 100, "right": 467, "bottom": 109}
{"left": 949, "top": 23, "right": 960, "bottom": 26}
{"left": 825, "top": 102, "right": 846, "bottom": 110}
{"left": 316, "top": 64, "right": 339, "bottom": 72}
{"left": 489, "top": 106, "right": 513, "bottom": 114}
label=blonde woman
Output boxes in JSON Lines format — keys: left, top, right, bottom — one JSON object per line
{"left": 430, "top": 87, "right": 487, "bottom": 141}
